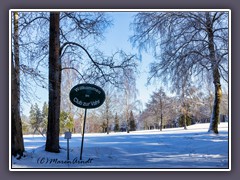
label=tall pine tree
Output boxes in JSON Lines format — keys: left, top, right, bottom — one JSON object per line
{"left": 29, "top": 103, "right": 47, "bottom": 136}
{"left": 41, "top": 102, "right": 48, "bottom": 134}
{"left": 129, "top": 110, "right": 136, "bottom": 131}
{"left": 29, "top": 103, "right": 42, "bottom": 134}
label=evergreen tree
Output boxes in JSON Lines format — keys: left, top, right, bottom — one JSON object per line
{"left": 120, "top": 121, "right": 127, "bottom": 132}
{"left": 59, "top": 111, "right": 74, "bottom": 134}
{"left": 21, "top": 115, "right": 30, "bottom": 135}
{"left": 29, "top": 103, "right": 44, "bottom": 136}
{"left": 114, "top": 113, "right": 120, "bottom": 132}
{"left": 41, "top": 102, "right": 48, "bottom": 134}
{"left": 129, "top": 110, "right": 136, "bottom": 131}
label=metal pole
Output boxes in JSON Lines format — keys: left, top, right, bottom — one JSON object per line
{"left": 80, "top": 108, "right": 87, "bottom": 160}
{"left": 67, "top": 139, "right": 69, "bottom": 160}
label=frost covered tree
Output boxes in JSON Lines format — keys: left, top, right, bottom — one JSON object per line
{"left": 146, "top": 88, "right": 168, "bottom": 131}
{"left": 11, "top": 11, "right": 137, "bottom": 153}
{"left": 11, "top": 11, "right": 51, "bottom": 157}
{"left": 121, "top": 68, "right": 138, "bottom": 133}
{"left": 46, "top": 12, "right": 137, "bottom": 152}
{"left": 103, "top": 90, "right": 112, "bottom": 134}
{"left": 131, "top": 11, "right": 229, "bottom": 134}
{"left": 114, "top": 113, "right": 120, "bottom": 132}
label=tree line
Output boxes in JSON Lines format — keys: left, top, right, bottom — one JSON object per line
{"left": 21, "top": 102, "right": 137, "bottom": 135}
{"left": 21, "top": 84, "right": 228, "bottom": 136}
{"left": 139, "top": 86, "right": 228, "bottom": 131}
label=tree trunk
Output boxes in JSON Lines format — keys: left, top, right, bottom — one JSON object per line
{"left": 183, "top": 112, "right": 187, "bottom": 130}
{"left": 105, "top": 95, "right": 110, "bottom": 134}
{"left": 106, "top": 110, "right": 109, "bottom": 134}
{"left": 126, "top": 116, "right": 130, "bottom": 133}
{"left": 214, "top": 82, "right": 222, "bottom": 113}
{"left": 206, "top": 12, "right": 222, "bottom": 134}
{"left": 181, "top": 84, "right": 187, "bottom": 130}
{"left": 12, "top": 12, "right": 25, "bottom": 157}
{"left": 160, "top": 112, "right": 163, "bottom": 131}
{"left": 106, "top": 117, "right": 109, "bottom": 134}
{"left": 106, "top": 107, "right": 110, "bottom": 134}
{"left": 209, "top": 70, "right": 222, "bottom": 134}
{"left": 45, "top": 12, "right": 61, "bottom": 152}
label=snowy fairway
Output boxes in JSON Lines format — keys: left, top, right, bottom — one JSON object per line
{"left": 11, "top": 122, "right": 229, "bottom": 170}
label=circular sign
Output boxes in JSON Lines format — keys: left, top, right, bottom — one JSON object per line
{"left": 69, "top": 83, "right": 106, "bottom": 109}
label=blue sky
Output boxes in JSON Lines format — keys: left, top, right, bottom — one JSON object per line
{"left": 19, "top": 10, "right": 229, "bottom": 117}
{"left": 21, "top": 11, "right": 158, "bottom": 116}
{"left": 98, "top": 12, "right": 159, "bottom": 109}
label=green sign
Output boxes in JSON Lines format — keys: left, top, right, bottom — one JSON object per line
{"left": 69, "top": 83, "right": 105, "bottom": 109}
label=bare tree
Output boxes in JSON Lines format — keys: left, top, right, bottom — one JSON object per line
{"left": 16, "top": 12, "right": 49, "bottom": 103}
{"left": 45, "top": 12, "right": 137, "bottom": 152}
{"left": 146, "top": 87, "right": 170, "bottom": 131}
{"left": 11, "top": 12, "right": 24, "bottom": 157}
{"left": 102, "top": 90, "right": 112, "bottom": 134}
{"left": 121, "top": 68, "right": 138, "bottom": 133}
{"left": 11, "top": 11, "right": 49, "bottom": 157}
{"left": 178, "top": 78, "right": 191, "bottom": 130}
{"left": 139, "top": 107, "right": 158, "bottom": 130}
{"left": 131, "top": 11, "right": 229, "bottom": 134}
{"left": 12, "top": 11, "right": 138, "bottom": 153}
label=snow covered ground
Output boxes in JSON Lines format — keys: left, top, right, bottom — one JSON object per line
{"left": 10, "top": 122, "right": 229, "bottom": 171}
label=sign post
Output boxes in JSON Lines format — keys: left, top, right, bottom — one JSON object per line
{"left": 80, "top": 108, "right": 87, "bottom": 160}
{"left": 64, "top": 131, "right": 72, "bottom": 160}
{"left": 69, "top": 83, "right": 105, "bottom": 160}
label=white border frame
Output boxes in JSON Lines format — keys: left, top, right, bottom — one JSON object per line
{"left": 9, "top": 9, "right": 231, "bottom": 172}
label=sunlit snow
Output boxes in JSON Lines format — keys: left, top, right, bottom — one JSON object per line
{"left": 11, "top": 122, "right": 229, "bottom": 170}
